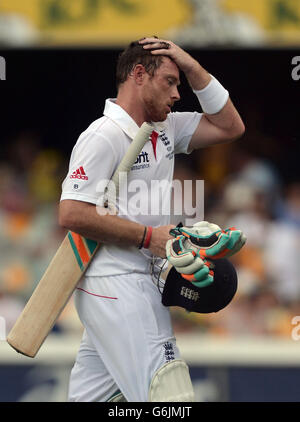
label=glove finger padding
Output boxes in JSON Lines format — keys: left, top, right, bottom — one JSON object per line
{"left": 166, "top": 237, "right": 214, "bottom": 288}
{"left": 166, "top": 238, "right": 195, "bottom": 268}
{"left": 181, "top": 260, "right": 214, "bottom": 288}
{"left": 224, "top": 228, "right": 247, "bottom": 257}
{"left": 175, "top": 256, "right": 206, "bottom": 275}
{"left": 170, "top": 221, "right": 246, "bottom": 260}
{"left": 184, "top": 231, "right": 231, "bottom": 259}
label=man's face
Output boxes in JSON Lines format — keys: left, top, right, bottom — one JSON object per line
{"left": 142, "top": 57, "right": 181, "bottom": 122}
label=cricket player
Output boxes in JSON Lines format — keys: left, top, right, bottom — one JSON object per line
{"left": 59, "top": 37, "right": 245, "bottom": 402}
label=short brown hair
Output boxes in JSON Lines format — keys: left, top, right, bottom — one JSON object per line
{"left": 116, "top": 40, "right": 163, "bottom": 89}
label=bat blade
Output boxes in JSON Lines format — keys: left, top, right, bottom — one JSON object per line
{"left": 6, "top": 122, "right": 153, "bottom": 358}
{"left": 7, "top": 233, "right": 99, "bottom": 357}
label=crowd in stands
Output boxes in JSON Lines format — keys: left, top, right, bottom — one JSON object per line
{"left": 0, "top": 131, "right": 299, "bottom": 339}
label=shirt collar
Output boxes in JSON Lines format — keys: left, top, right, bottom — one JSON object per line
{"left": 103, "top": 98, "right": 167, "bottom": 139}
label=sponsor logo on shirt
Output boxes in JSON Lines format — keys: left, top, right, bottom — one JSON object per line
{"left": 131, "top": 151, "right": 150, "bottom": 170}
{"left": 70, "top": 166, "right": 88, "bottom": 180}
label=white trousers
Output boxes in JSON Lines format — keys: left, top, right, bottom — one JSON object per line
{"left": 68, "top": 273, "right": 181, "bottom": 402}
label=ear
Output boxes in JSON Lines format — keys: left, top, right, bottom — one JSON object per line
{"left": 132, "top": 64, "right": 147, "bottom": 85}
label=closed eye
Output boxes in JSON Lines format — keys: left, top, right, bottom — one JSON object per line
{"left": 167, "top": 76, "right": 180, "bottom": 87}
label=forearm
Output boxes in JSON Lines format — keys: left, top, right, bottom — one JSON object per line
{"left": 203, "top": 98, "right": 244, "bottom": 135}
{"left": 59, "top": 199, "right": 175, "bottom": 257}
{"left": 183, "top": 59, "right": 212, "bottom": 91}
{"left": 59, "top": 200, "right": 144, "bottom": 247}
{"left": 187, "top": 63, "right": 245, "bottom": 138}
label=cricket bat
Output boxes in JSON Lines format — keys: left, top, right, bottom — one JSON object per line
{"left": 7, "top": 122, "right": 154, "bottom": 358}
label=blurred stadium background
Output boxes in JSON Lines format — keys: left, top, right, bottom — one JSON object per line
{"left": 0, "top": 0, "right": 299, "bottom": 402}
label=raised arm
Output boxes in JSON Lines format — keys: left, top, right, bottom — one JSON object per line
{"left": 139, "top": 37, "right": 245, "bottom": 150}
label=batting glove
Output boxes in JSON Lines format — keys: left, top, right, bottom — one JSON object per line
{"left": 169, "top": 221, "right": 246, "bottom": 260}
{"left": 166, "top": 236, "right": 214, "bottom": 288}
{"left": 166, "top": 221, "right": 246, "bottom": 288}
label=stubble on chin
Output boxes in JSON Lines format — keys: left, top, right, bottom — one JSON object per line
{"left": 145, "top": 102, "right": 167, "bottom": 122}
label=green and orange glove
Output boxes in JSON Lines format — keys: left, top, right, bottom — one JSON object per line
{"left": 166, "top": 221, "right": 246, "bottom": 288}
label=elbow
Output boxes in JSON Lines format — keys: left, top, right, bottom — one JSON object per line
{"left": 237, "top": 120, "right": 246, "bottom": 138}
{"left": 58, "top": 200, "right": 97, "bottom": 232}
{"left": 58, "top": 211, "right": 72, "bottom": 231}
{"left": 58, "top": 201, "right": 77, "bottom": 231}
{"left": 227, "top": 120, "right": 246, "bottom": 142}
{"left": 235, "top": 123, "right": 246, "bottom": 140}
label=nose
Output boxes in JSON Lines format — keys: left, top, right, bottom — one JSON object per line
{"left": 172, "top": 86, "right": 180, "bottom": 102}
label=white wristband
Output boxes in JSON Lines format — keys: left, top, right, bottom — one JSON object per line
{"left": 193, "top": 75, "right": 229, "bottom": 115}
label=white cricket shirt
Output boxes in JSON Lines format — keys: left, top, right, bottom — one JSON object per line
{"left": 60, "top": 99, "right": 202, "bottom": 276}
